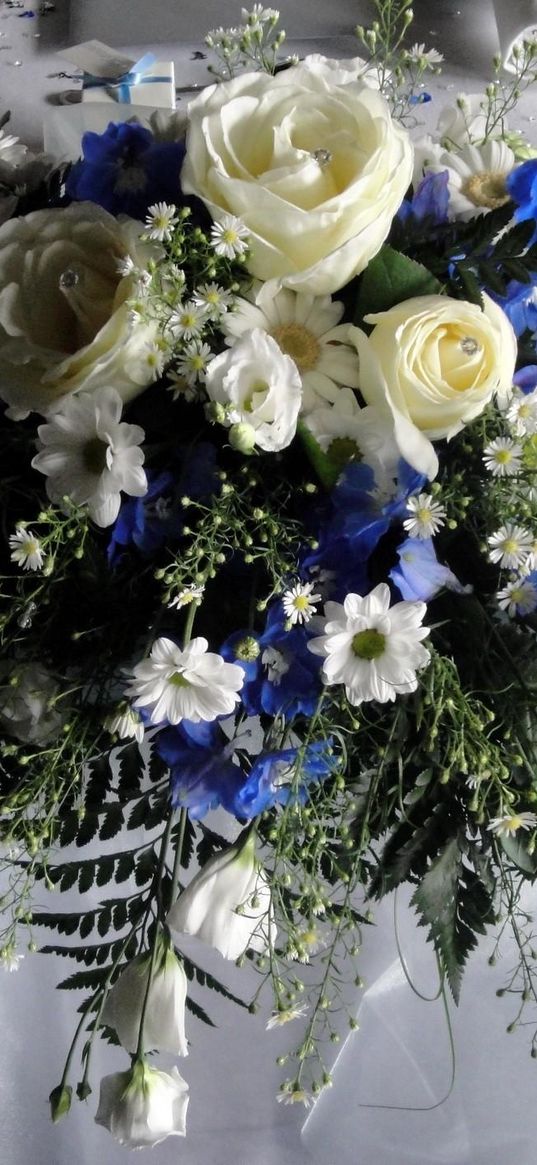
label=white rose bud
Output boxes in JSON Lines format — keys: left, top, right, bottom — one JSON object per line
{"left": 95, "top": 1060, "right": 189, "bottom": 1150}
{"left": 167, "top": 831, "right": 276, "bottom": 961}
{"left": 101, "top": 944, "right": 188, "bottom": 1056}
{"left": 182, "top": 61, "right": 412, "bottom": 295}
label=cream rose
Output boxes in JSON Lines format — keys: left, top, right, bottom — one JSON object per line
{"left": 182, "top": 59, "right": 413, "bottom": 296}
{"left": 349, "top": 294, "right": 517, "bottom": 478}
{"left": 0, "top": 202, "right": 159, "bottom": 419}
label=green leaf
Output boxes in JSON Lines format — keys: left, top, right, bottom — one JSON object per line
{"left": 298, "top": 421, "right": 358, "bottom": 491}
{"left": 353, "top": 245, "right": 443, "bottom": 324}
{"left": 500, "top": 832, "right": 537, "bottom": 877}
{"left": 456, "top": 266, "right": 484, "bottom": 308}
{"left": 97, "top": 907, "right": 113, "bottom": 938}
{"left": 85, "top": 754, "right": 113, "bottom": 806}
{"left": 57, "top": 967, "right": 112, "bottom": 991}
{"left": 95, "top": 855, "right": 116, "bottom": 888}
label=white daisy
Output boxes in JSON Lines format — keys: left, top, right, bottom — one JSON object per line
{"left": 176, "top": 340, "right": 213, "bottom": 386}
{"left": 169, "top": 301, "right": 208, "bottom": 341}
{"left": 104, "top": 705, "right": 145, "bottom": 744}
{"left": 506, "top": 388, "right": 537, "bottom": 437}
{"left": 487, "top": 523, "right": 533, "bottom": 570}
{"left": 403, "top": 493, "right": 447, "bottom": 539}
{"left": 488, "top": 811, "right": 537, "bottom": 836}
{"left": 222, "top": 282, "right": 359, "bottom": 414}
{"left": 9, "top": 526, "right": 44, "bottom": 572}
{"left": 308, "top": 583, "right": 431, "bottom": 706}
{"left": 418, "top": 139, "right": 516, "bottom": 221}
{"left": 144, "top": 201, "right": 179, "bottom": 242}
{"left": 266, "top": 1003, "right": 309, "bottom": 1030}
{"left": 193, "top": 282, "right": 234, "bottom": 319}
{"left": 483, "top": 437, "right": 523, "bottom": 477}
{"left": 168, "top": 584, "right": 205, "bottom": 609}
{"left": 126, "top": 636, "right": 244, "bottom": 726}
{"left": 497, "top": 577, "right": 537, "bottom": 617}
{"left": 31, "top": 387, "right": 147, "bottom": 529}
{"left": 276, "top": 1087, "right": 313, "bottom": 1108}
{"left": 210, "top": 215, "right": 249, "bottom": 259}
{"left": 282, "top": 582, "right": 321, "bottom": 625}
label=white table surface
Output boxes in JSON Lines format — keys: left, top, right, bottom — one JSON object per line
{"left": 1, "top": 1, "right": 537, "bottom": 1163}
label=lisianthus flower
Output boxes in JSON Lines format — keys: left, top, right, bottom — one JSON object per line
{"left": 308, "top": 583, "right": 431, "bottom": 705}
{"left": 95, "top": 1060, "right": 188, "bottom": 1149}
{"left": 32, "top": 387, "right": 147, "bottom": 528}
{"left": 205, "top": 328, "right": 302, "bottom": 452}
{"left": 127, "top": 636, "right": 244, "bottom": 726}
{"left": 0, "top": 662, "right": 62, "bottom": 745}
{"left": 101, "top": 943, "right": 188, "bottom": 1056}
{"left": 221, "top": 282, "right": 359, "bottom": 413}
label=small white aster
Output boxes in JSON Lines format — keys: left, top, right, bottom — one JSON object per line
{"left": 141, "top": 343, "right": 167, "bottom": 381}
{"left": 166, "top": 369, "right": 201, "bottom": 402}
{"left": 487, "top": 523, "right": 534, "bottom": 570}
{"left": 104, "top": 705, "right": 145, "bottom": 744}
{"left": 115, "top": 254, "right": 136, "bottom": 277}
{"left": 506, "top": 388, "right": 537, "bottom": 437}
{"left": 276, "top": 1087, "right": 313, "bottom": 1108}
{"left": 176, "top": 340, "right": 214, "bottom": 386}
{"left": 521, "top": 538, "right": 537, "bottom": 573}
{"left": 210, "top": 214, "right": 249, "bottom": 259}
{"left": 403, "top": 493, "right": 447, "bottom": 539}
{"left": 282, "top": 582, "right": 321, "bottom": 625}
{"left": 169, "top": 301, "right": 208, "bottom": 341}
{"left": 168, "top": 584, "right": 205, "bottom": 609}
{"left": 405, "top": 42, "right": 444, "bottom": 65}
{"left": 266, "top": 1003, "right": 309, "bottom": 1030}
{"left": 497, "top": 577, "right": 537, "bottom": 617}
{"left": 144, "top": 201, "right": 179, "bottom": 242}
{"left": 483, "top": 437, "right": 523, "bottom": 477}
{"left": 9, "top": 527, "right": 44, "bottom": 572}
{"left": 488, "top": 811, "right": 537, "bottom": 836}
{"left": 192, "top": 282, "right": 234, "bottom": 319}
{"left": 1, "top": 948, "right": 24, "bottom": 973}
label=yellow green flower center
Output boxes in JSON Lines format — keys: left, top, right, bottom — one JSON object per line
{"left": 293, "top": 595, "right": 310, "bottom": 611}
{"left": 460, "top": 170, "right": 510, "bottom": 210}
{"left": 169, "top": 671, "right": 190, "bottom": 687}
{"left": 82, "top": 437, "right": 108, "bottom": 476}
{"left": 326, "top": 436, "right": 361, "bottom": 474}
{"left": 271, "top": 323, "right": 321, "bottom": 372}
{"left": 351, "top": 629, "right": 386, "bottom": 660}
{"left": 235, "top": 636, "right": 261, "bottom": 662}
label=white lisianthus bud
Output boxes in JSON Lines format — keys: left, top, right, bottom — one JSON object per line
{"left": 167, "top": 831, "right": 276, "bottom": 961}
{"left": 95, "top": 1060, "right": 189, "bottom": 1149}
{"left": 101, "top": 943, "right": 188, "bottom": 1056}
{"left": 204, "top": 329, "right": 302, "bottom": 452}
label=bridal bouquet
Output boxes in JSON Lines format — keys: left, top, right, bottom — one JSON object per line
{"left": 2, "top": 0, "right": 537, "bottom": 1147}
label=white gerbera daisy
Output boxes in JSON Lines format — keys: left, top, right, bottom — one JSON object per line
{"left": 222, "top": 282, "right": 359, "bottom": 414}
{"left": 487, "top": 523, "right": 533, "bottom": 570}
{"left": 9, "top": 526, "right": 44, "bottom": 571}
{"left": 497, "top": 577, "right": 537, "bottom": 617}
{"left": 126, "top": 636, "right": 244, "bottom": 726}
{"left": 483, "top": 437, "right": 523, "bottom": 477}
{"left": 506, "top": 388, "right": 537, "bottom": 437}
{"left": 210, "top": 215, "right": 249, "bottom": 259}
{"left": 144, "top": 201, "right": 179, "bottom": 241}
{"left": 403, "top": 493, "right": 447, "bottom": 539}
{"left": 488, "top": 811, "right": 537, "bottom": 836}
{"left": 31, "top": 387, "right": 147, "bottom": 528}
{"left": 282, "top": 582, "right": 321, "bottom": 625}
{"left": 419, "top": 139, "right": 516, "bottom": 221}
{"left": 308, "top": 583, "right": 431, "bottom": 706}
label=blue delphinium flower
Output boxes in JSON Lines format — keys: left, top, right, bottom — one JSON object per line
{"left": 495, "top": 278, "right": 537, "bottom": 337}
{"left": 222, "top": 605, "right": 323, "bottom": 721}
{"left": 232, "top": 740, "right": 337, "bottom": 818}
{"left": 156, "top": 719, "right": 244, "bottom": 819}
{"left": 506, "top": 159, "right": 537, "bottom": 242}
{"left": 398, "top": 170, "right": 450, "bottom": 226}
{"left": 390, "top": 537, "right": 470, "bottom": 602}
{"left": 66, "top": 121, "right": 185, "bottom": 219}
{"left": 514, "top": 365, "right": 537, "bottom": 394}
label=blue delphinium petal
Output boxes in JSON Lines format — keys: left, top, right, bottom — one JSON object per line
{"left": 232, "top": 740, "right": 337, "bottom": 818}
{"left": 66, "top": 121, "right": 185, "bottom": 219}
{"left": 506, "top": 159, "right": 537, "bottom": 241}
{"left": 494, "top": 277, "right": 537, "bottom": 337}
{"left": 157, "top": 720, "right": 244, "bottom": 819}
{"left": 398, "top": 170, "right": 450, "bottom": 225}
{"left": 222, "top": 606, "right": 323, "bottom": 721}
{"left": 390, "top": 537, "right": 470, "bottom": 602}
{"left": 514, "top": 365, "right": 537, "bottom": 394}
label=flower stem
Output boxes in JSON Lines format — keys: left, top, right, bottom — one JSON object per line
{"left": 169, "top": 807, "right": 188, "bottom": 912}
{"left": 134, "top": 809, "right": 175, "bottom": 1060}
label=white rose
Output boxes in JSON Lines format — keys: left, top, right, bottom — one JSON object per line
{"left": 205, "top": 328, "right": 302, "bottom": 452}
{"left": 101, "top": 946, "right": 188, "bottom": 1056}
{"left": 349, "top": 295, "right": 518, "bottom": 480}
{"left": 182, "top": 62, "right": 413, "bottom": 295}
{"left": 0, "top": 202, "right": 159, "bottom": 419}
{"left": 95, "top": 1061, "right": 188, "bottom": 1149}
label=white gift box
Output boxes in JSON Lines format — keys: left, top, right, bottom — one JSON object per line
{"left": 63, "top": 40, "right": 175, "bottom": 108}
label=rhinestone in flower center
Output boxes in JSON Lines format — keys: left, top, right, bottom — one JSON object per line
{"left": 271, "top": 323, "right": 320, "bottom": 372}
{"left": 311, "top": 148, "right": 332, "bottom": 167}
{"left": 460, "top": 170, "right": 510, "bottom": 210}
{"left": 351, "top": 628, "right": 386, "bottom": 660}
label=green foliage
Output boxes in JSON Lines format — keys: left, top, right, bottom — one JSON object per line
{"left": 353, "top": 245, "right": 443, "bottom": 325}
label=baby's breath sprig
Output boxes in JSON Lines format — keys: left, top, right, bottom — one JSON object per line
{"left": 468, "top": 40, "right": 537, "bottom": 150}
{"left": 356, "top": 0, "right": 442, "bottom": 124}
{"left": 206, "top": 7, "right": 285, "bottom": 81}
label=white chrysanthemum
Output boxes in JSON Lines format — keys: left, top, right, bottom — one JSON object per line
{"left": 127, "top": 636, "right": 244, "bottom": 726}
{"left": 31, "top": 387, "right": 147, "bottom": 528}
{"left": 303, "top": 388, "right": 402, "bottom": 497}
{"left": 483, "top": 437, "right": 523, "bottom": 477}
{"left": 222, "top": 282, "right": 359, "bottom": 413}
{"left": 506, "top": 388, "right": 537, "bottom": 437}
{"left": 104, "top": 705, "right": 145, "bottom": 744}
{"left": 488, "top": 811, "right": 537, "bottom": 836}
{"left": 145, "top": 202, "right": 179, "bottom": 241}
{"left": 266, "top": 1003, "right": 309, "bottom": 1030}
{"left": 210, "top": 215, "right": 249, "bottom": 259}
{"left": 418, "top": 139, "right": 516, "bottom": 221}
{"left": 9, "top": 526, "right": 44, "bottom": 571}
{"left": 205, "top": 328, "right": 302, "bottom": 452}
{"left": 176, "top": 340, "right": 213, "bottom": 387}
{"left": 169, "top": 301, "right": 207, "bottom": 341}
{"left": 497, "top": 577, "right": 537, "bottom": 617}
{"left": 403, "top": 493, "right": 447, "bottom": 539}
{"left": 308, "top": 583, "right": 430, "bottom": 705}
{"left": 487, "top": 523, "right": 533, "bottom": 570}
{"left": 282, "top": 582, "right": 321, "bottom": 625}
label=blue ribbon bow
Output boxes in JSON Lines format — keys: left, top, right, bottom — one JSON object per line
{"left": 83, "top": 52, "right": 171, "bottom": 104}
